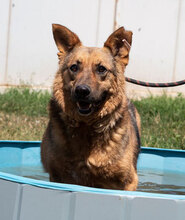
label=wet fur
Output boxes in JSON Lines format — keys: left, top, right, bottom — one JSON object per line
{"left": 41, "top": 24, "right": 141, "bottom": 190}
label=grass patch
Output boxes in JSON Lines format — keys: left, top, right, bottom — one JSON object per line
{"left": 0, "top": 88, "right": 184, "bottom": 149}
{"left": 0, "top": 88, "right": 50, "bottom": 141}
{"left": 0, "top": 112, "right": 47, "bottom": 141}
{"left": 133, "top": 94, "right": 185, "bottom": 149}
{"left": 0, "top": 88, "right": 50, "bottom": 117}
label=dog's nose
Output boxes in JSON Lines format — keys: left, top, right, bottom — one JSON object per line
{"left": 75, "top": 85, "right": 91, "bottom": 99}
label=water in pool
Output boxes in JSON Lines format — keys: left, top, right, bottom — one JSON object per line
{"left": 1, "top": 165, "right": 185, "bottom": 195}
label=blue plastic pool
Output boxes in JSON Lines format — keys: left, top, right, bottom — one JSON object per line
{"left": 0, "top": 141, "right": 185, "bottom": 220}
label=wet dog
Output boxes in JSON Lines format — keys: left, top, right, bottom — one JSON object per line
{"left": 41, "top": 24, "right": 141, "bottom": 190}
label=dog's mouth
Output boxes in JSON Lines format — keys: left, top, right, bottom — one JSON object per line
{"left": 76, "top": 92, "right": 108, "bottom": 116}
{"left": 77, "top": 101, "right": 92, "bottom": 115}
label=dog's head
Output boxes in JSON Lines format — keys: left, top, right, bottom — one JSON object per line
{"left": 52, "top": 24, "right": 132, "bottom": 121}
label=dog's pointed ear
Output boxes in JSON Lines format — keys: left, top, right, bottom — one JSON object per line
{"left": 52, "top": 24, "right": 81, "bottom": 56}
{"left": 104, "top": 27, "right": 132, "bottom": 65}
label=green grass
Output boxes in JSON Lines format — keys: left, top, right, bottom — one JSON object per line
{"left": 133, "top": 94, "right": 185, "bottom": 149}
{"left": 0, "top": 88, "right": 50, "bottom": 140}
{"left": 0, "top": 88, "right": 50, "bottom": 117}
{"left": 0, "top": 88, "right": 184, "bottom": 149}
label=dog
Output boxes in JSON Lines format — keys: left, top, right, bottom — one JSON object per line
{"left": 41, "top": 24, "right": 141, "bottom": 191}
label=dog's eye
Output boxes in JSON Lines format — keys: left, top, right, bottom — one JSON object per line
{"left": 97, "top": 65, "right": 107, "bottom": 74}
{"left": 70, "top": 64, "right": 78, "bottom": 72}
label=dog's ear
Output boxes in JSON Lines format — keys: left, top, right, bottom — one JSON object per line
{"left": 52, "top": 24, "right": 81, "bottom": 57}
{"left": 104, "top": 27, "right": 132, "bottom": 65}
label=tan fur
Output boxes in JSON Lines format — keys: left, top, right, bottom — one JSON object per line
{"left": 41, "top": 24, "right": 141, "bottom": 190}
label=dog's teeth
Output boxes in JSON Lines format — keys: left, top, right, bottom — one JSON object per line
{"left": 77, "top": 102, "right": 92, "bottom": 109}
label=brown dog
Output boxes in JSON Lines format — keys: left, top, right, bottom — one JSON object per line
{"left": 41, "top": 24, "right": 141, "bottom": 190}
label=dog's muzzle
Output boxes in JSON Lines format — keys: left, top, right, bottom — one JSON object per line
{"left": 74, "top": 85, "right": 92, "bottom": 115}
{"left": 72, "top": 84, "right": 108, "bottom": 116}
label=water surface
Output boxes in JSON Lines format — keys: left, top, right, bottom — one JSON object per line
{"left": 1, "top": 166, "right": 185, "bottom": 195}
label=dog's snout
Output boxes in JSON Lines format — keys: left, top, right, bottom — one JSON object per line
{"left": 75, "top": 85, "right": 91, "bottom": 99}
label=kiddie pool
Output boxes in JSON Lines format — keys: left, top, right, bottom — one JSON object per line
{"left": 0, "top": 141, "right": 185, "bottom": 220}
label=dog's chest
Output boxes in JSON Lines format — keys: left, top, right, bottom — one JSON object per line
{"left": 59, "top": 125, "right": 123, "bottom": 186}
{"left": 69, "top": 159, "right": 92, "bottom": 183}
{"left": 61, "top": 144, "right": 117, "bottom": 187}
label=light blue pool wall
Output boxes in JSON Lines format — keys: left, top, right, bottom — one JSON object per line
{"left": 0, "top": 141, "right": 185, "bottom": 220}
{"left": 1, "top": 141, "right": 185, "bottom": 175}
